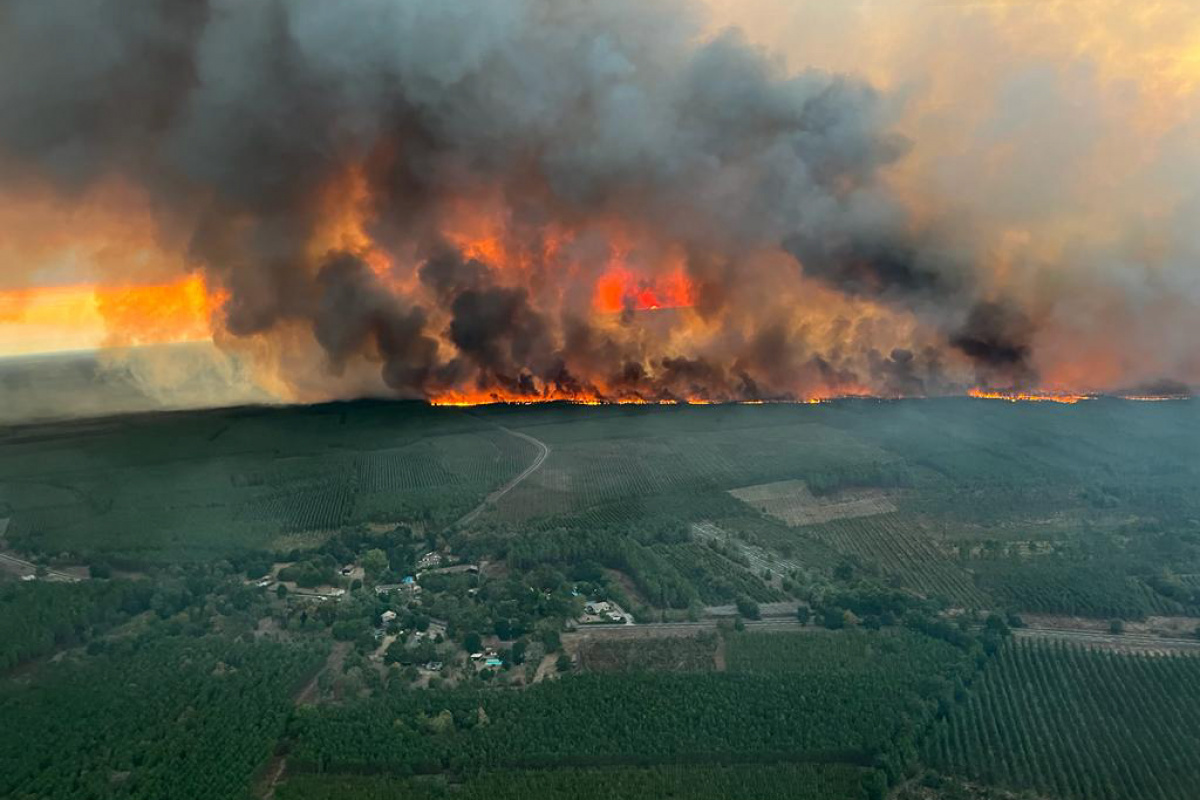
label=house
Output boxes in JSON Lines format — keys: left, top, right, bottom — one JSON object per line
{"left": 381, "top": 610, "right": 398, "bottom": 624}
{"left": 584, "top": 601, "right": 611, "bottom": 615}
{"left": 417, "top": 552, "right": 443, "bottom": 570}
{"left": 484, "top": 657, "right": 503, "bottom": 668}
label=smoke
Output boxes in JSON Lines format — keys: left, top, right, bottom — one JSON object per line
{"left": 0, "top": 0, "right": 1196, "bottom": 403}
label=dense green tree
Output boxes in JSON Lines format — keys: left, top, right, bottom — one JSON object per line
{"left": 736, "top": 596, "right": 761, "bottom": 620}
{"left": 362, "top": 549, "right": 389, "bottom": 581}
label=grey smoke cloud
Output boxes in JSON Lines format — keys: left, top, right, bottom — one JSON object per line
{"left": 0, "top": 0, "right": 1061, "bottom": 400}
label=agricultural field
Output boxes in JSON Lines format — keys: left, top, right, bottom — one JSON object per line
{"left": 3, "top": 398, "right": 1200, "bottom": 800}
{"left": 0, "top": 402, "right": 535, "bottom": 563}
{"left": 0, "top": 636, "right": 325, "bottom": 800}
{"left": 575, "top": 631, "right": 719, "bottom": 672}
{"left": 287, "top": 626, "right": 973, "bottom": 781}
{"left": 276, "top": 763, "right": 874, "bottom": 800}
{"left": 927, "top": 639, "right": 1200, "bottom": 800}
{"left": 728, "top": 479, "right": 897, "bottom": 526}
{"left": 801, "top": 514, "right": 991, "bottom": 607}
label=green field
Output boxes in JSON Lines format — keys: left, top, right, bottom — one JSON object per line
{"left": 5, "top": 398, "right": 1200, "bottom": 615}
{"left": 287, "top": 627, "right": 971, "bottom": 779}
{"left": 276, "top": 763, "right": 873, "bottom": 800}
{"left": 0, "top": 402, "right": 534, "bottom": 562}
{"left": 0, "top": 636, "right": 325, "bottom": 800}
{"left": 4, "top": 398, "right": 1200, "bottom": 800}
{"left": 928, "top": 640, "right": 1200, "bottom": 800}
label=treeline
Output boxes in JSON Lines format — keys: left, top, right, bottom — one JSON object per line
{"left": 0, "top": 635, "right": 326, "bottom": 800}
{"left": 505, "top": 521, "right": 776, "bottom": 610}
{"left": 928, "top": 639, "right": 1200, "bottom": 800}
{"left": 277, "top": 763, "right": 875, "bottom": 800}
{"left": 805, "top": 461, "right": 912, "bottom": 496}
{"left": 0, "top": 580, "right": 154, "bottom": 670}
{"left": 973, "top": 562, "right": 1190, "bottom": 620}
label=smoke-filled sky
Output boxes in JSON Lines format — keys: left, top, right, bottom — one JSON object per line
{"left": 1, "top": 0, "right": 1198, "bottom": 404}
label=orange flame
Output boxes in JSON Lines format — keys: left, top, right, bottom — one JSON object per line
{"left": 593, "top": 266, "right": 695, "bottom": 313}
{"left": 968, "top": 388, "right": 1091, "bottom": 404}
{"left": 0, "top": 274, "right": 223, "bottom": 355}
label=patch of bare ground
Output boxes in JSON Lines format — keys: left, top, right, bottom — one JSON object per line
{"left": 1021, "top": 613, "right": 1200, "bottom": 638}
{"left": 260, "top": 641, "right": 350, "bottom": 799}
{"left": 1012, "top": 614, "right": 1200, "bottom": 654}
{"left": 532, "top": 653, "right": 559, "bottom": 683}
{"left": 692, "top": 522, "right": 807, "bottom": 580}
{"left": 296, "top": 641, "right": 350, "bottom": 706}
{"left": 728, "top": 479, "right": 896, "bottom": 526}
{"left": 255, "top": 755, "right": 288, "bottom": 800}
{"left": 705, "top": 601, "right": 800, "bottom": 618}
{"left": 1014, "top": 626, "right": 1200, "bottom": 655}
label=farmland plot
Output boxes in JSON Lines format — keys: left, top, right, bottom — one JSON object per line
{"left": 729, "top": 479, "right": 897, "bottom": 526}
{"left": 493, "top": 422, "right": 897, "bottom": 523}
{"left": 803, "top": 514, "right": 991, "bottom": 607}
{"left": 928, "top": 639, "right": 1200, "bottom": 800}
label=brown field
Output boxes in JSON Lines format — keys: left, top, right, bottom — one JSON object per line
{"left": 728, "top": 479, "right": 896, "bottom": 526}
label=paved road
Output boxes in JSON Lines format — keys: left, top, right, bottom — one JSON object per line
{"left": 455, "top": 426, "right": 550, "bottom": 527}
{"left": 0, "top": 551, "right": 81, "bottom": 582}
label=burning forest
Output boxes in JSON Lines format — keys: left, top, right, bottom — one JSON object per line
{"left": 1, "top": 0, "right": 1198, "bottom": 407}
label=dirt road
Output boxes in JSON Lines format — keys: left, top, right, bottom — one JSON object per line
{"left": 1015, "top": 626, "right": 1200, "bottom": 654}
{"left": 455, "top": 426, "right": 549, "bottom": 527}
{"left": 261, "top": 642, "right": 350, "bottom": 799}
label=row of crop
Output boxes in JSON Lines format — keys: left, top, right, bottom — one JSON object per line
{"left": 806, "top": 514, "right": 990, "bottom": 607}
{"left": 288, "top": 635, "right": 969, "bottom": 777}
{"left": 927, "top": 639, "right": 1200, "bottom": 800}
{"left": 0, "top": 636, "right": 326, "bottom": 800}
{"left": 277, "top": 763, "right": 873, "bottom": 800}
{"left": 973, "top": 563, "right": 1184, "bottom": 619}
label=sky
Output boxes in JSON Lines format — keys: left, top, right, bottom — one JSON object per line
{"left": 0, "top": 0, "right": 1197, "bottom": 400}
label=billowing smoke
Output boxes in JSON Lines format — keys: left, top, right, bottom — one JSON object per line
{"left": 0, "top": 0, "right": 1190, "bottom": 403}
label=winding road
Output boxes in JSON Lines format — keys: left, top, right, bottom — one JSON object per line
{"left": 455, "top": 426, "right": 550, "bottom": 528}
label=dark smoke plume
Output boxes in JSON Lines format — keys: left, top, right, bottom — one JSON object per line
{"left": 0, "top": 0, "right": 1044, "bottom": 401}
